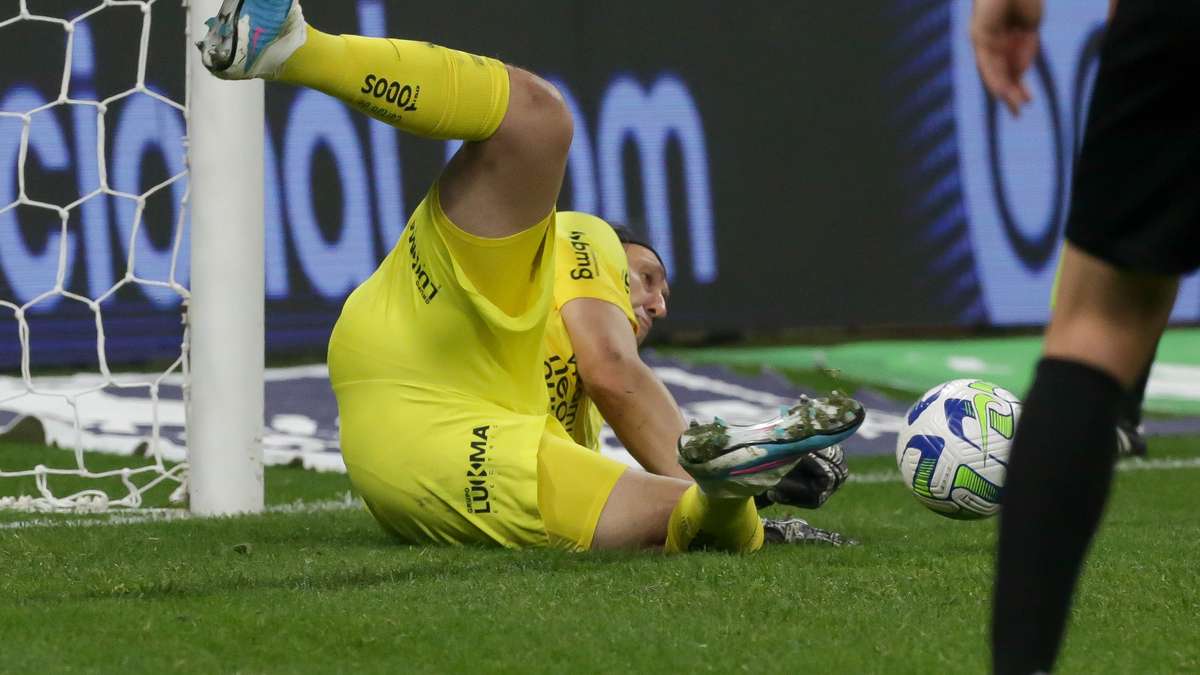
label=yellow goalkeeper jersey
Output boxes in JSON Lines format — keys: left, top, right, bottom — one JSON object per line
{"left": 330, "top": 194, "right": 634, "bottom": 549}
{"left": 541, "top": 212, "right": 638, "bottom": 451}
{"left": 330, "top": 184, "right": 555, "bottom": 415}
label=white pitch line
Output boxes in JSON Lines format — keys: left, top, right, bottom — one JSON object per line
{"left": 851, "top": 456, "right": 1200, "bottom": 485}
{"left": 0, "top": 494, "right": 360, "bottom": 530}
{"left": 5, "top": 458, "right": 1200, "bottom": 528}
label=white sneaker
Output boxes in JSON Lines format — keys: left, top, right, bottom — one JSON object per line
{"left": 196, "top": 0, "right": 308, "bottom": 80}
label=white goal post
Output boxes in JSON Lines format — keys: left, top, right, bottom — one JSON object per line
{"left": 186, "top": 0, "right": 265, "bottom": 515}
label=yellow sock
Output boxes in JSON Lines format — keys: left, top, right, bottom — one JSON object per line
{"left": 276, "top": 27, "right": 509, "bottom": 141}
{"left": 665, "top": 485, "right": 764, "bottom": 553}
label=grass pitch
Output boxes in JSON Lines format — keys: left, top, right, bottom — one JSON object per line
{"left": 2, "top": 435, "right": 1198, "bottom": 673}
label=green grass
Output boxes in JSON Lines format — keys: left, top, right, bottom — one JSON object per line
{"left": 2, "top": 428, "right": 1199, "bottom": 672}
{"left": 659, "top": 350, "right": 921, "bottom": 404}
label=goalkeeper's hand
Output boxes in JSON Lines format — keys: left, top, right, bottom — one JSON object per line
{"left": 754, "top": 445, "right": 849, "bottom": 510}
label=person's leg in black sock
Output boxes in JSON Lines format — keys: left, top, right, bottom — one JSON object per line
{"left": 992, "top": 358, "right": 1122, "bottom": 675}
{"left": 970, "top": 1, "right": 1199, "bottom": 670}
{"left": 991, "top": 246, "right": 1180, "bottom": 675}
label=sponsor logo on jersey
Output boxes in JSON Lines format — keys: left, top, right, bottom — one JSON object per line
{"left": 406, "top": 226, "right": 441, "bottom": 304}
{"left": 544, "top": 353, "right": 583, "bottom": 434}
{"left": 464, "top": 425, "right": 493, "bottom": 514}
{"left": 568, "top": 230, "right": 595, "bottom": 280}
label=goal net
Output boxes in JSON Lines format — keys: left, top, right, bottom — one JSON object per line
{"left": 0, "top": 0, "right": 263, "bottom": 514}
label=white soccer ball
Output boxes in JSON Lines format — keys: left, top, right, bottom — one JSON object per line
{"left": 895, "top": 379, "right": 1021, "bottom": 520}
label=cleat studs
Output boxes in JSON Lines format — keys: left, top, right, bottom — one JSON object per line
{"left": 678, "top": 424, "right": 732, "bottom": 464}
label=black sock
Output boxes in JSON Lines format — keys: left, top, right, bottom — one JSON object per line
{"left": 992, "top": 358, "right": 1123, "bottom": 675}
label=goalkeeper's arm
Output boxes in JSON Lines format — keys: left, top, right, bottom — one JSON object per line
{"left": 560, "top": 298, "right": 692, "bottom": 481}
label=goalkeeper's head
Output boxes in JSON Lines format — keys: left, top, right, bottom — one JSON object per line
{"left": 610, "top": 224, "right": 669, "bottom": 345}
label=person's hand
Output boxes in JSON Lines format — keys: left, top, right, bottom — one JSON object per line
{"left": 755, "top": 445, "right": 849, "bottom": 510}
{"left": 970, "top": 0, "right": 1044, "bottom": 116}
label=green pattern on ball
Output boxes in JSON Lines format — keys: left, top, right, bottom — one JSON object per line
{"left": 952, "top": 464, "right": 1001, "bottom": 503}
{"left": 912, "top": 457, "right": 938, "bottom": 498}
{"left": 987, "top": 407, "right": 1014, "bottom": 439}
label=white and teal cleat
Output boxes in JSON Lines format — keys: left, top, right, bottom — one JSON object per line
{"left": 677, "top": 392, "right": 865, "bottom": 499}
{"left": 196, "top": 0, "right": 307, "bottom": 80}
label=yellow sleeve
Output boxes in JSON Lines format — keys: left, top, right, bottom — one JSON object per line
{"left": 553, "top": 212, "right": 637, "bottom": 334}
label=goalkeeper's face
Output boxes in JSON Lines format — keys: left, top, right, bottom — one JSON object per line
{"left": 623, "top": 243, "right": 670, "bottom": 346}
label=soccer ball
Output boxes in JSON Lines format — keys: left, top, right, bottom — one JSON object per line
{"left": 895, "top": 379, "right": 1021, "bottom": 520}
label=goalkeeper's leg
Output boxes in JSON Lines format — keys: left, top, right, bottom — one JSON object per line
{"left": 197, "top": 0, "right": 570, "bottom": 239}
{"left": 592, "top": 395, "right": 865, "bottom": 552}
{"left": 593, "top": 462, "right": 846, "bottom": 552}
{"left": 591, "top": 471, "right": 765, "bottom": 553}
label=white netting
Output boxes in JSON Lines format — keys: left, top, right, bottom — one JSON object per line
{"left": 0, "top": 0, "right": 191, "bottom": 512}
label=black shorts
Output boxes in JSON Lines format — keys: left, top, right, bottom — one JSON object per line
{"left": 1065, "top": 0, "right": 1200, "bottom": 276}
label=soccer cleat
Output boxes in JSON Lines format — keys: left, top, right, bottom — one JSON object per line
{"left": 761, "top": 517, "right": 856, "bottom": 547}
{"left": 755, "top": 444, "right": 849, "bottom": 510}
{"left": 1115, "top": 420, "right": 1148, "bottom": 458}
{"left": 677, "top": 392, "right": 865, "bottom": 499}
{"left": 196, "top": 0, "right": 307, "bottom": 80}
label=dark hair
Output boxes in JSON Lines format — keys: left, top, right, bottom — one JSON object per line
{"left": 608, "top": 222, "right": 666, "bottom": 271}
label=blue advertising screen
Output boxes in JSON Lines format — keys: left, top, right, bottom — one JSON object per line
{"left": 897, "top": 0, "right": 1198, "bottom": 325}
{"left": 1, "top": 0, "right": 1195, "bottom": 368}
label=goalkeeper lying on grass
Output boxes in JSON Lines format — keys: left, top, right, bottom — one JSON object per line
{"left": 198, "top": 0, "right": 863, "bottom": 552}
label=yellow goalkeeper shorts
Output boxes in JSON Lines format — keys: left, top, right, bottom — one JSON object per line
{"left": 339, "top": 393, "right": 627, "bottom": 550}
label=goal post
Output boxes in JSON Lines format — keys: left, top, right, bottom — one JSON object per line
{"left": 186, "top": 0, "right": 266, "bottom": 515}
